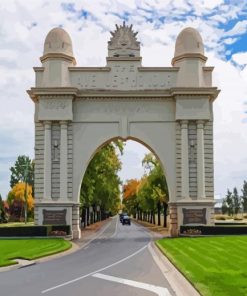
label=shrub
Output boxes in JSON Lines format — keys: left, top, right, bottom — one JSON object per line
{"left": 180, "top": 225, "right": 247, "bottom": 235}
{"left": 49, "top": 230, "right": 67, "bottom": 236}
{"left": 183, "top": 228, "right": 202, "bottom": 235}
{"left": 0, "top": 225, "right": 70, "bottom": 237}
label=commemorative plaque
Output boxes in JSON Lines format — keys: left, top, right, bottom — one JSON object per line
{"left": 182, "top": 208, "right": 206, "bottom": 224}
{"left": 43, "top": 209, "right": 67, "bottom": 225}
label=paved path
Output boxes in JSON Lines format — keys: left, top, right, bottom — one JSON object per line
{"left": 0, "top": 217, "right": 176, "bottom": 296}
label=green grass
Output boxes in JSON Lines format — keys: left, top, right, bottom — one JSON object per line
{"left": 156, "top": 236, "right": 247, "bottom": 296}
{"left": 0, "top": 222, "right": 34, "bottom": 227}
{"left": 0, "top": 238, "right": 72, "bottom": 267}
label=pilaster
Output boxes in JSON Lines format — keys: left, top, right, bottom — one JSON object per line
{"left": 180, "top": 120, "right": 190, "bottom": 199}
{"left": 60, "top": 121, "right": 68, "bottom": 199}
{"left": 44, "top": 121, "right": 52, "bottom": 199}
{"left": 197, "top": 120, "right": 206, "bottom": 199}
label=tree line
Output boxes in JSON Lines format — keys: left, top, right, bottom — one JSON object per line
{"left": 122, "top": 153, "right": 169, "bottom": 227}
{"left": 222, "top": 181, "right": 247, "bottom": 216}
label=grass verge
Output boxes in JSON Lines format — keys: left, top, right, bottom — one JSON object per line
{"left": 0, "top": 238, "right": 72, "bottom": 267}
{"left": 156, "top": 236, "right": 247, "bottom": 296}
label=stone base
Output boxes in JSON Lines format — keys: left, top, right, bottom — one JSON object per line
{"left": 34, "top": 201, "right": 81, "bottom": 239}
{"left": 169, "top": 199, "right": 215, "bottom": 236}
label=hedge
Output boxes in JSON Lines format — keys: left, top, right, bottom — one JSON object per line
{"left": 180, "top": 225, "right": 247, "bottom": 235}
{"left": 0, "top": 225, "right": 70, "bottom": 237}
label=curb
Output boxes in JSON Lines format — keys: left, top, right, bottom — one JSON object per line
{"left": 148, "top": 241, "right": 201, "bottom": 296}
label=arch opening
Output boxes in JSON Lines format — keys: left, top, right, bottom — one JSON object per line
{"left": 78, "top": 137, "right": 170, "bottom": 230}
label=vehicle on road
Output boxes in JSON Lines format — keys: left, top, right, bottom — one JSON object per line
{"left": 122, "top": 215, "right": 131, "bottom": 225}
{"left": 119, "top": 212, "right": 127, "bottom": 223}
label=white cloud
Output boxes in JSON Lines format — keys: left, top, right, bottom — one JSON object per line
{"left": 232, "top": 52, "right": 247, "bottom": 66}
{"left": 0, "top": 0, "right": 247, "bottom": 200}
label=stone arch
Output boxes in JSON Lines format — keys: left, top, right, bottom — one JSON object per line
{"left": 76, "top": 135, "right": 172, "bottom": 207}
{"left": 28, "top": 23, "right": 220, "bottom": 239}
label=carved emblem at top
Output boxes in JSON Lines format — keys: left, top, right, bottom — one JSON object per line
{"left": 108, "top": 22, "right": 140, "bottom": 58}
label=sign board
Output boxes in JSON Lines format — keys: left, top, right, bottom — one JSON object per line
{"left": 43, "top": 209, "right": 67, "bottom": 225}
{"left": 182, "top": 208, "right": 206, "bottom": 224}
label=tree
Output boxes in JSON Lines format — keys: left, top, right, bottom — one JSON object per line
{"left": 7, "top": 183, "right": 34, "bottom": 221}
{"left": 0, "top": 194, "right": 7, "bottom": 223}
{"left": 10, "top": 155, "right": 34, "bottom": 190}
{"left": 232, "top": 187, "right": 241, "bottom": 215}
{"left": 241, "top": 180, "right": 247, "bottom": 213}
{"left": 222, "top": 189, "right": 234, "bottom": 216}
{"left": 80, "top": 140, "right": 123, "bottom": 226}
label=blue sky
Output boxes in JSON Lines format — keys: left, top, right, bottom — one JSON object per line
{"left": 0, "top": 0, "right": 247, "bottom": 199}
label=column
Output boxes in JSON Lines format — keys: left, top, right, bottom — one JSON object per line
{"left": 180, "top": 120, "right": 190, "bottom": 199}
{"left": 44, "top": 121, "right": 51, "bottom": 199}
{"left": 60, "top": 121, "right": 68, "bottom": 199}
{"left": 197, "top": 120, "right": 206, "bottom": 199}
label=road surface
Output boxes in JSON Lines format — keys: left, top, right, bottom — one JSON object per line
{"left": 0, "top": 217, "right": 175, "bottom": 296}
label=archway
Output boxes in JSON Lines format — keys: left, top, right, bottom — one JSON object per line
{"left": 28, "top": 23, "right": 219, "bottom": 239}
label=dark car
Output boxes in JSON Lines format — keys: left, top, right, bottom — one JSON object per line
{"left": 119, "top": 212, "right": 127, "bottom": 223}
{"left": 122, "top": 215, "right": 131, "bottom": 225}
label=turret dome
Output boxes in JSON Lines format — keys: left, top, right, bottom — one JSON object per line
{"left": 43, "top": 27, "right": 74, "bottom": 57}
{"left": 174, "top": 27, "right": 204, "bottom": 58}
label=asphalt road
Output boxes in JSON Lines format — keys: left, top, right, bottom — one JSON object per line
{"left": 0, "top": 217, "right": 175, "bottom": 296}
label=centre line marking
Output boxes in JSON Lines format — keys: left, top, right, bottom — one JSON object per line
{"left": 41, "top": 244, "right": 148, "bottom": 294}
{"left": 93, "top": 273, "right": 171, "bottom": 296}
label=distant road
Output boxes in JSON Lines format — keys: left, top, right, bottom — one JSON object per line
{"left": 0, "top": 217, "right": 175, "bottom": 296}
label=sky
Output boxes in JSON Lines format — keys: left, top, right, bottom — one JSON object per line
{"left": 0, "top": 0, "right": 246, "bottom": 200}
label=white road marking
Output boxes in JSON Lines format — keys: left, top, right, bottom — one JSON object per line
{"left": 80, "top": 218, "right": 114, "bottom": 249}
{"left": 110, "top": 215, "right": 118, "bottom": 238}
{"left": 93, "top": 273, "right": 172, "bottom": 296}
{"left": 42, "top": 244, "right": 148, "bottom": 294}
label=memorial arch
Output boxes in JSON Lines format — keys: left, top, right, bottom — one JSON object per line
{"left": 28, "top": 23, "right": 219, "bottom": 239}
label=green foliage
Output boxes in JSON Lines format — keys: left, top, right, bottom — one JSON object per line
{"left": 80, "top": 141, "right": 123, "bottom": 216}
{"left": 10, "top": 155, "right": 34, "bottom": 189}
{"left": 123, "top": 152, "right": 169, "bottom": 226}
{"left": 0, "top": 194, "right": 7, "bottom": 223}
{"left": 241, "top": 180, "right": 247, "bottom": 212}
{"left": 222, "top": 187, "right": 242, "bottom": 216}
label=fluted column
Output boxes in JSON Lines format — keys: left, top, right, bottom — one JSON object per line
{"left": 180, "top": 120, "right": 190, "bottom": 199}
{"left": 44, "top": 121, "right": 51, "bottom": 199}
{"left": 60, "top": 121, "right": 68, "bottom": 200}
{"left": 197, "top": 120, "right": 206, "bottom": 199}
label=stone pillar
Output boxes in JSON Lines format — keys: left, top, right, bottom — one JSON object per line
{"left": 60, "top": 121, "right": 68, "bottom": 200}
{"left": 197, "top": 120, "right": 206, "bottom": 199}
{"left": 72, "top": 204, "right": 81, "bottom": 239}
{"left": 180, "top": 120, "right": 190, "bottom": 199}
{"left": 169, "top": 204, "right": 178, "bottom": 237}
{"left": 44, "top": 121, "right": 51, "bottom": 199}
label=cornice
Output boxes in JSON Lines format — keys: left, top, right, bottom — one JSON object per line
{"left": 170, "top": 87, "right": 220, "bottom": 101}
{"left": 106, "top": 56, "right": 142, "bottom": 62}
{"left": 27, "top": 86, "right": 220, "bottom": 102}
{"left": 40, "top": 53, "right": 76, "bottom": 65}
{"left": 68, "top": 67, "right": 111, "bottom": 72}
{"left": 172, "top": 53, "right": 207, "bottom": 66}
{"left": 27, "top": 87, "right": 79, "bottom": 102}
{"left": 138, "top": 67, "right": 179, "bottom": 72}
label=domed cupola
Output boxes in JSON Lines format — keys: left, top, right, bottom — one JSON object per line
{"left": 41, "top": 27, "right": 76, "bottom": 65}
{"left": 172, "top": 27, "right": 206, "bottom": 66}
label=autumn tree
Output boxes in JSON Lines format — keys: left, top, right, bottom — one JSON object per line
{"left": 122, "top": 179, "right": 140, "bottom": 217}
{"left": 7, "top": 183, "right": 34, "bottom": 221}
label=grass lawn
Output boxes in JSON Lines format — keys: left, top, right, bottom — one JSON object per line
{"left": 0, "top": 222, "right": 34, "bottom": 227}
{"left": 0, "top": 238, "right": 71, "bottom": 267}
{"left": 156, "top": 236, "right": 247, "bottom": 296}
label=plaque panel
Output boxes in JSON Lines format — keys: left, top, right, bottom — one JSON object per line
{"left": 182, "top": 208, "right": 207, "bottom": 224}
{"left": 43, "top": 209, "right": 67, "bottom": 225}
